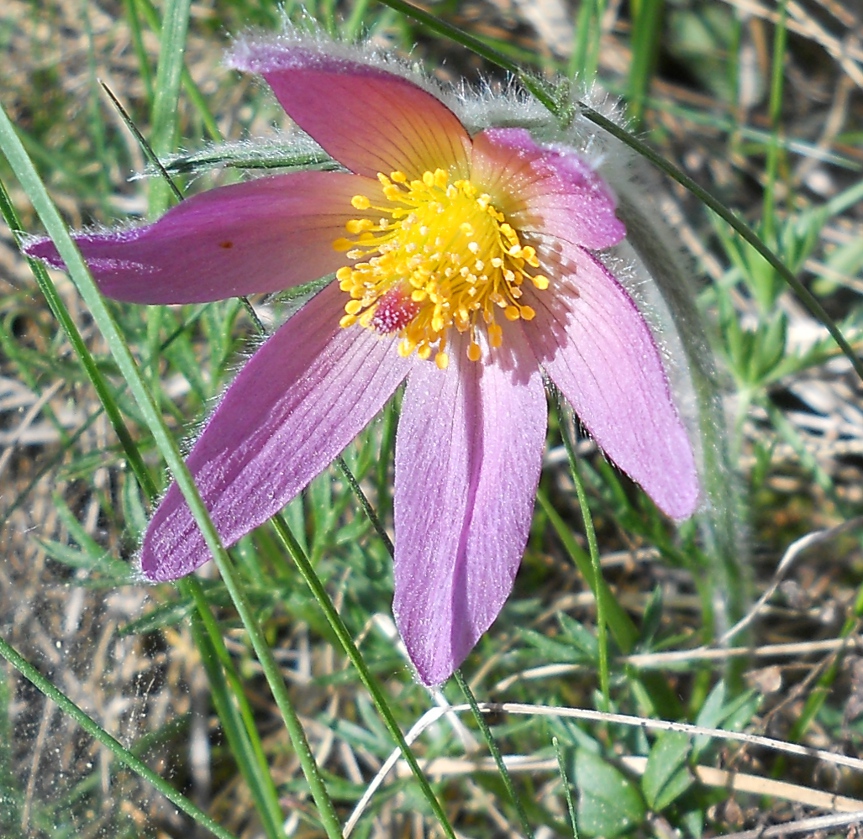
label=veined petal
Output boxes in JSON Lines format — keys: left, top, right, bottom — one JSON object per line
{"left": 525, "top": 245, "right": 699, "bottom": 519}
{"left": 229, "top": 39, "right": 471, "bottom": 180}
{"left": 393, "top": 332, "right": 547, "bottom": 685}
{"left": 140, "top": 283, "right": 411, "bottom": 580}
{"left": 25, "top": 172, "right": 375, "bottom": 304}
{"left": 471, "top": 127, "right": 626, "bottom": 250}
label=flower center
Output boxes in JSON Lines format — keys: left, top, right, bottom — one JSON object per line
{"left": 333, "top": 168, "right": 549, "bottom": 369}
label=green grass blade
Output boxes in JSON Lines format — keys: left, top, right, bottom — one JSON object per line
{"left": 0, "top": 101, "right": 344, "bottom": 839}
{"left": 135, "top": 0, "right": 222, "bottom": 142}
{"left": 0, "top": 634, "right": 239, "bottom": 839}
{"left": 454, "top": 670, "right": 535, "bottom": 838}
{"left": 4, "top": 173, "right": 307, "bottom": 839}
{"left": 762, "top": 0, "right": 788, "bottom": 246}
{"left": 569, "top": 0, "right": 603, "bottom": 82}
{"left": 536, "top": 488, "right": 639, "bottom": 655}
{"left": 574, "top": 105, "right": 863, "bottom": 382}
{"left": 559, "top": 414, "right": 610, "bottom": 710}
{"left": 627, "top": 0, "right": 663, "bottom": 124}
{"left": 148, "top": 0, "right": 191, "bottom": 217}
{"left": 0, "top": 654, "right": 21, "bottom": 833}
{"left": 271, "top": 515, "right": 457, "bottom": 839}
{"left": 190, "top": 609, "right": 286, "bottom": 839}
{"left": 0, "top": 178, "right": 155, "bottom": 493}
{"left": 124, "top": 0, "right": 154, "bottom": 101}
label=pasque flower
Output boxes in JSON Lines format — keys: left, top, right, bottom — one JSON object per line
{"left": 26, "top": 33, "right": 701, "bottom": 685}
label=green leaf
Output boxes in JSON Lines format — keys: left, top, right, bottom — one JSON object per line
{"left": 148, "top": 0, "right": 192, "bottom": 216}
{"left": 156, "top": 140, "right": 336, "bottom": 176}
{"left": 558, "top": 612, "right": 602, "bottom": 661}
{"left": 692, "top": 681, "right": 760, "bottom": 761}
{"left": 119, "top": 598, "right": 195, "bottom": 635}
{"left": 642, "top": 732, "right": 693, "bottom": 811}
{"left": 574, "top": 749, "right": 646, "bottom": 837}
{"left": 639, "top": 586, "right": 665, "bottom": 649}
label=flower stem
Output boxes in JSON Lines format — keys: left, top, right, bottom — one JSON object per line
{"left": 271, "top": 515, "right": 457, "bottom": 839}
{"left": 559, "top": 415, "right": 611, "bottom": 713}
{"left": 453, "top": 670, "right": 535, "bottom": 839}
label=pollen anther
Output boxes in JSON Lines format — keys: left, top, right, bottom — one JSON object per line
{"left": 334, "top": 168, "right": 549, "bottom": 363}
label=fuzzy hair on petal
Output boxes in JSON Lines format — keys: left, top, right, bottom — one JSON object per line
{"left": 226, "top": 25, "right": 466, "bottom": 123}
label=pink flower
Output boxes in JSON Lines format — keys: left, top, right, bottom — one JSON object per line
{"left": 26, "top": 34, "right": 700, "bottom": 685}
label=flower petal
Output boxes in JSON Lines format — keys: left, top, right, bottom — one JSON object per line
{"left": 471, "top": 127, "right": 626, "bottom": 250}
{"left": 392, "top": 332, "right": 546, "bottom": 685}
{"left": 140, "top": 283, "right": 411, "bottom": 580}
{"left": 229, "top": 39, "right": 471, "bottom": 180}
{"left": 25, "top": 172, "right": 373, "bottom": 303}
{"left": 526, "top": 245, "right": 699, "bottom": 518}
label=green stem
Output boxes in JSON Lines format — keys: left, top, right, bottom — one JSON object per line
{"left": 573, "top": 103, "right": 862, "bottom": 382}
{"left": 559, "top": 416, "right": 610, "bottom": 711}
{"left": 453, "top": 671, "right": 534, "bottom": 839}
{"left": 553, "top": 736, "right": 579, "bottom": 839}
{"left": 569, "top": 0, "right": 604, "bottom": 83}
{"left": 135, "top": 0, "right": 223, "bottom": 142}
{"left": 627, "top": 0, "right": 663, "bottom": 125}
{"left": 270, "top": 516, "right": 457, "bottom": 839}
{"left": 0, "top": 179, "right": 153, "bottom": 492}
{"left": 185, "top": 580, "right": 288, "bottom": 839}
{"left": 148, "top": 0, "right": 191, "bottom": 217}
{"left": 336, "top": 455, "right": 394, "bottom": 554}
{"left": 202, "top": 545, "right": 345, "bottom": 838}
{"left": 535, "top": 488, "right": 639, "bottom": 654}
{"left": 762, "top": 0, "right": 788, "bottom": 246}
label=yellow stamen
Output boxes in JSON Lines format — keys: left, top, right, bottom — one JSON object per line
{"left": 333, "top": 168, "right": 549, "bottom": 363}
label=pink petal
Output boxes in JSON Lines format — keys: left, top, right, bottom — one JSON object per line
{"left": 25, "top": 172, "right": 375, "bottom": 303}
{"left": 471, "top": 127, "right": 626, "bottom": 250}
{"left": 525, "top": 246, "right": 699, "bottom": 519}
{"left": 393, "top": 332, "right": 547, "bottom": 685}
{"left": 141, "top": 282, "right": 411, "bottom": 580}
{"left": 229, "top": 39, "right": 471, "bottom": 181}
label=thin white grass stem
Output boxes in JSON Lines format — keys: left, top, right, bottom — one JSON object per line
{"left": 349, "top": 699, "right": 863, "bottom": 830}
{"left": 718, "top": 517, "right": 863, "bottom": 645}
{"left": 621, "top": 756, "right": 863, "bottom": 813}
{"left": 625, "top": 636, "right": 863, "bottom": 667}
{"left": 715, "top": 810, "right": 863, "bottom": 839}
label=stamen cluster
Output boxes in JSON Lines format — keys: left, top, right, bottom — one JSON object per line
{"left": 334, "top": 168, "right": 549, "bottom": 369}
